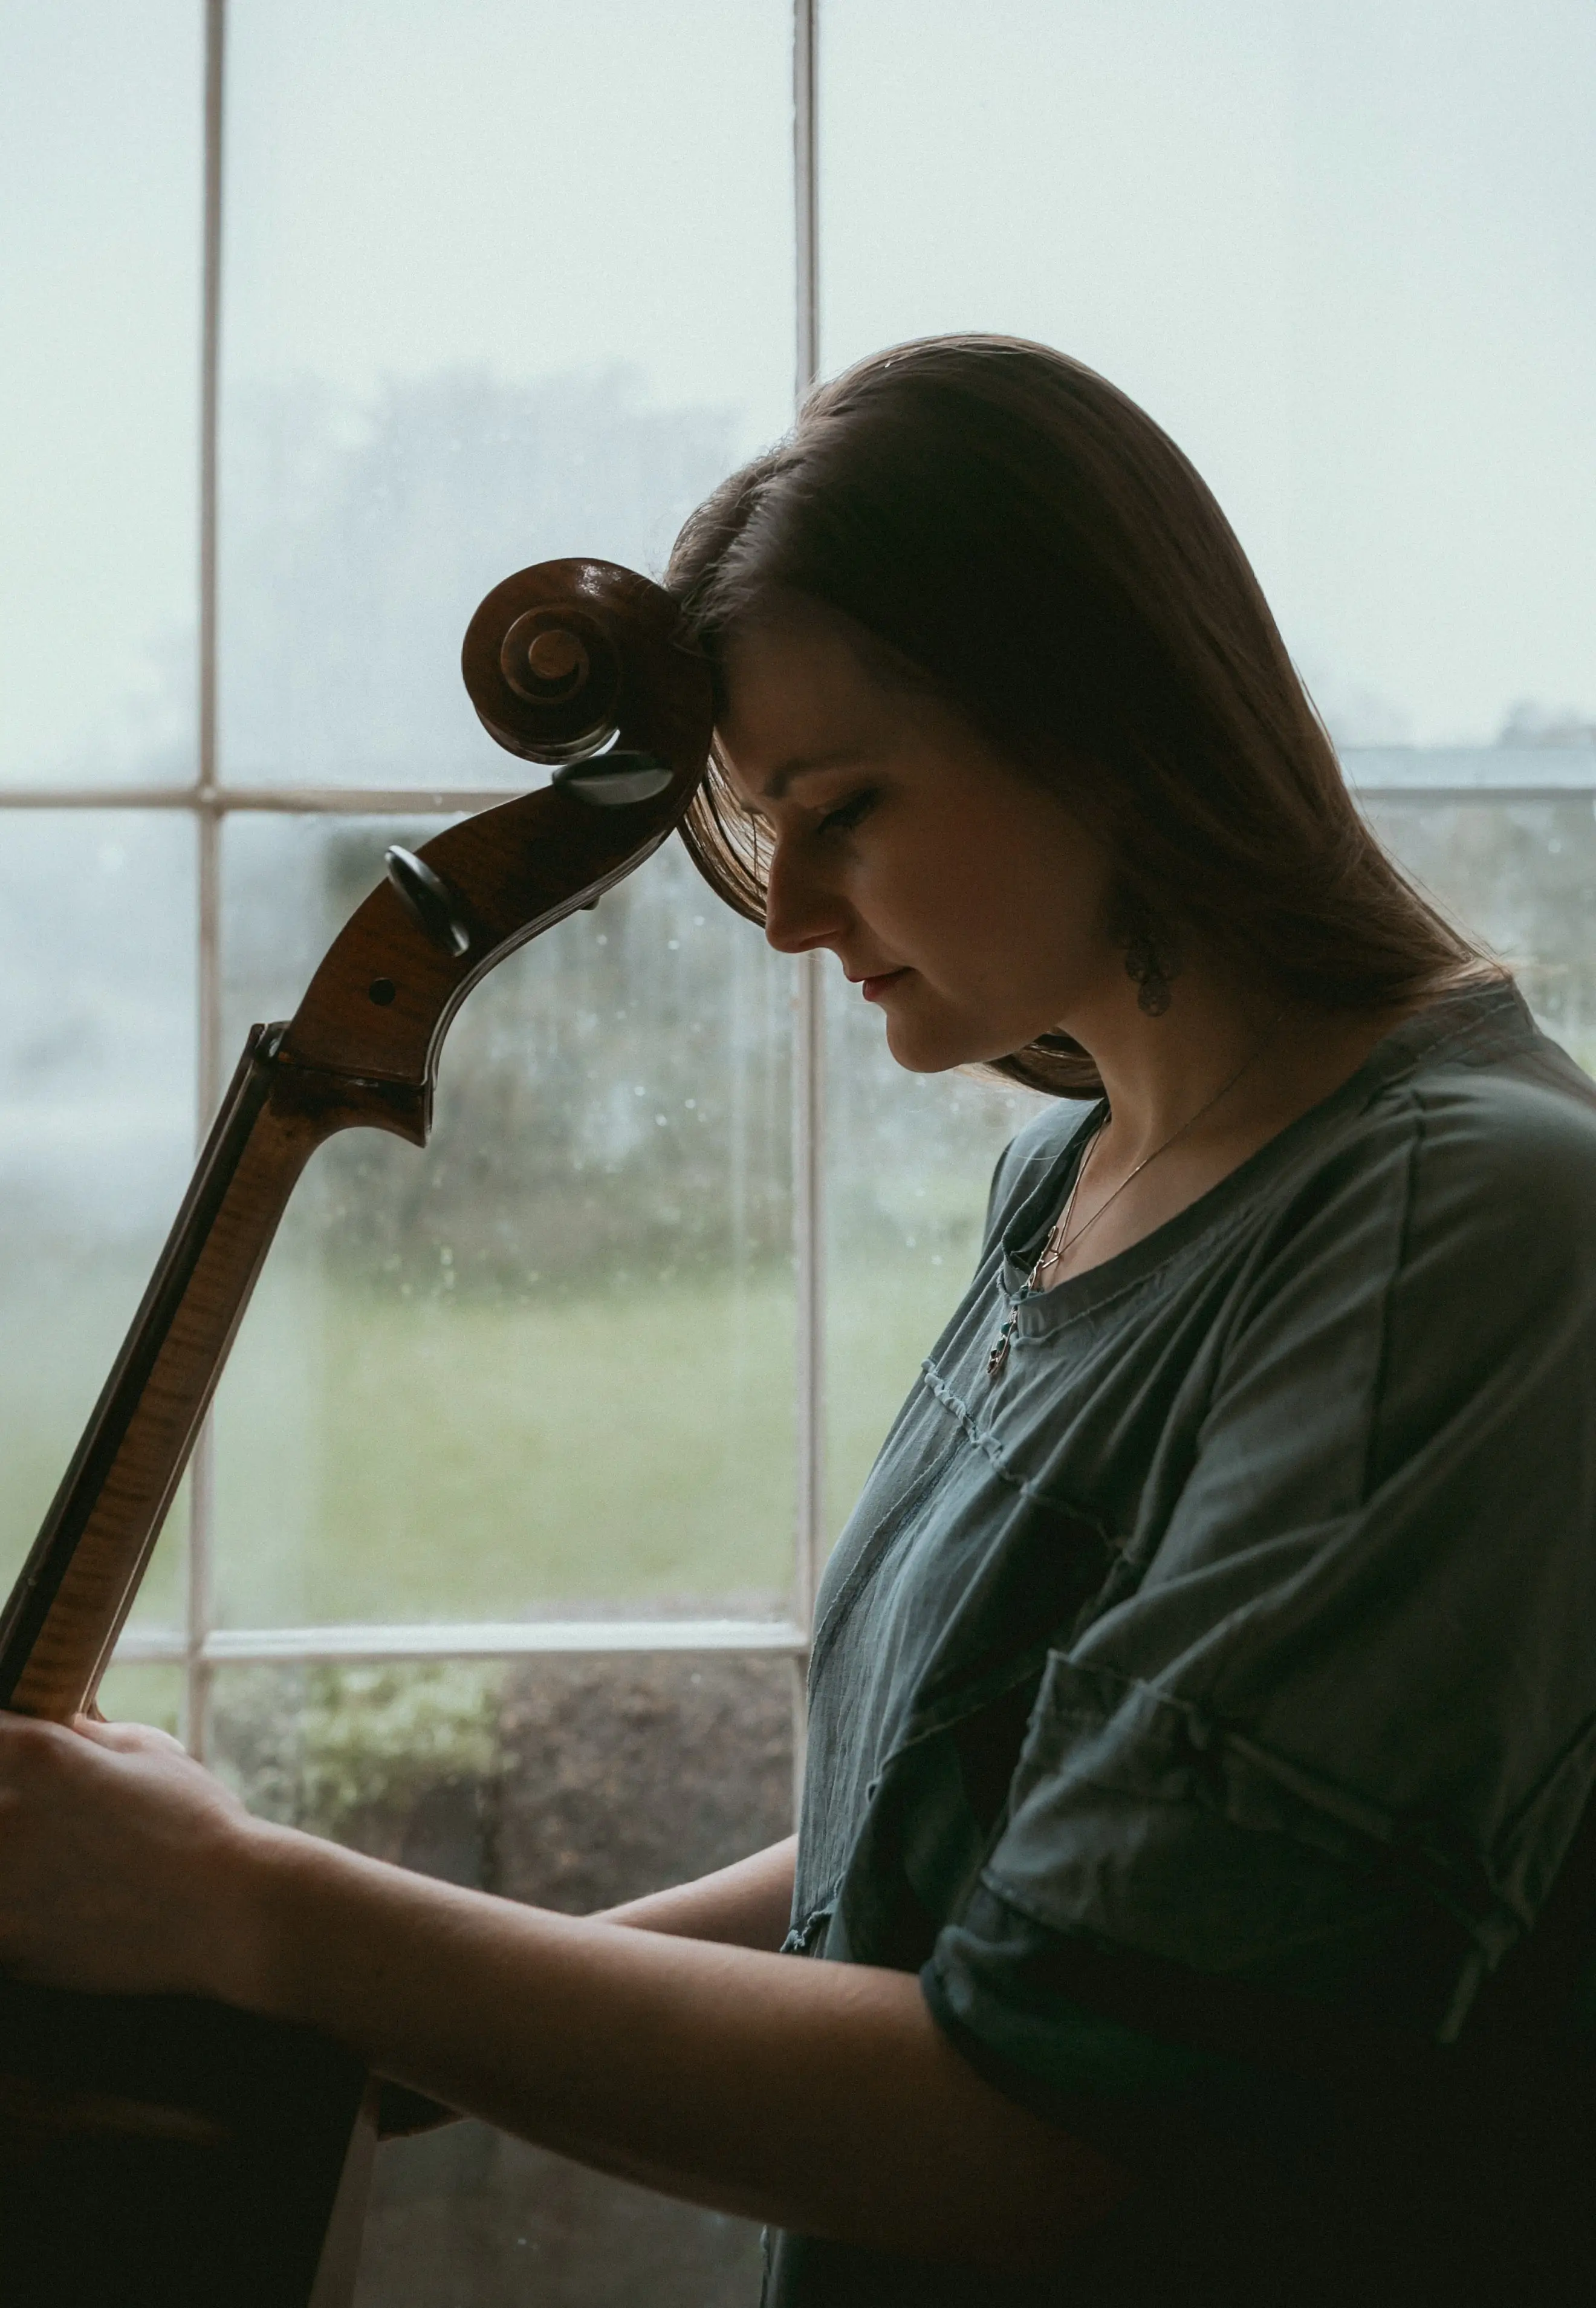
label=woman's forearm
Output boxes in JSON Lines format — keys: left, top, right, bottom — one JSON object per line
{"left": 230, "top": 1822, "right": 1129, "bottom": 2268}
{"left": 600, "top": 1835, "right": 796, "bottom": 1948}
{"left": 0, "top": 1719, "right": 1128, "bottom": 2267}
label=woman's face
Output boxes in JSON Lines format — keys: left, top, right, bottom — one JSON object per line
{"left": 716, "top": 613, "right": 1123, "bottom": 1074}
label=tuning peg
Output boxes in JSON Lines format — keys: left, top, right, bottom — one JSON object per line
{"left": 553, "top": 752, "right": 673, "bottom": 807}
{"left": 385, "top": 846, "right": 473, "bottom": 957}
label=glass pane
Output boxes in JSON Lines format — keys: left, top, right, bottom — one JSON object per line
{"left": 97, "top": 1662, "right": 184, "bottom": 1737}
{"left": 218, "top": 0, "right": 794, "bottom": 787}
{"left": 1364, "top": 792, "right": 1596, "bottom": 1074}
{"left": 824, "top": 977, "right": 1052, "bottom": 1538}
{"left": 213, "top": 1652, "right": 795, "bottom": 1894}
{"left": 213, "top": 816, "right": 794, "bottom": 1627}
{"left": 820, "top": 0, "right": 1596, "bottom": 750}
{"left": 211, "top": 1650, "right": 791, "bottom": 2305}
{"left": 0, "top": 3, "right": 201, "bottom": 787}
{"left": 0, "top": 813, "right": 196, "bottom": 1627}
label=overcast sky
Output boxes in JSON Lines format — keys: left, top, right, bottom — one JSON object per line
{"left": 2, "top": 0, "right": 1592, "bottom": 785}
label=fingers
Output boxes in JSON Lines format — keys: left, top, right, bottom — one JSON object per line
{"left": 0, "top": 1711, "right": 185, "bottom": 1761}
{"left": 0, "top": 1705, "right": 251, "bottom": 2000}
{"left": 71, "top": 1714, "right": 188, "bottom": 1757}
{"left": 0, "top": 1710, "right": 77, "bottom": 1773}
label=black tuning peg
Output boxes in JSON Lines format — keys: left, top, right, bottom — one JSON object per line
{"left": 553, "top": 751, "right": 673, "bottom": 807}
{"left": 384, "top": 847, "right": 474, "bottom": 958}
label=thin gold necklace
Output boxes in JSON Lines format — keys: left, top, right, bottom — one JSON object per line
{"left": 986, "top": 1009, "right": 1287, "bottom": 1379}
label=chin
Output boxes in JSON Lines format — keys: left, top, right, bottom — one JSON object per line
{"left": 880, "top": 1013, "right": 994, "bottom": 1076}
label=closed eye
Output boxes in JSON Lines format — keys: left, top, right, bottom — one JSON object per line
{"left": 817, "top": 788, "right": 879, "bottom": 836}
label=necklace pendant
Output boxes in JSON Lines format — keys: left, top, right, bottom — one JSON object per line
{"left": 986, "top": 1327, "right": 1013, "bottom": 1379}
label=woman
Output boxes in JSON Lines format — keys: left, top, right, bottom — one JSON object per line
{"left": 4, "top": 337, "right": 1596, "bottom": 2303}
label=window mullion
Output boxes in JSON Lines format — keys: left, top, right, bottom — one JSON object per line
{"left": 185, "top": 0, "right": 227, "bottom": 1763}
{"left": 790, "top": 0, "right": 823, "bottom": 1818}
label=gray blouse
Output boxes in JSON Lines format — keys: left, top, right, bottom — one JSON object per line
{"left": 764, "top": 983, "right": 1596, "bottom": 2305}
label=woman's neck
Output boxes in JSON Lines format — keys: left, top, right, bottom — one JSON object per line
{"left": 1034, "top": 970, "right": 1429, "bottom": 1289}
{"left": 1065, "top": 964, "right": 1302, "bottom": 1158}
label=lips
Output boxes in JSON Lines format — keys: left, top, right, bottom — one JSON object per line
{"left": 858, "top": 968, "right": 909, "bottom": 1002}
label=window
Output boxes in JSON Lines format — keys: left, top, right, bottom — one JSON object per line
{"left": 3, "top": 4, "right": 1591, "bottom": 2297}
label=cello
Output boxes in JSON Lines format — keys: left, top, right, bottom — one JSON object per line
{"left": 0, "top": 559, "right": 714, "bottom": 2306}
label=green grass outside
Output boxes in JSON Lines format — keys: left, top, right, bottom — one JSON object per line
{"left": 210, "top": 1263, "right": 799, "bottom": 1625}
{"left": 3, "top": 1242, "right": 979, "bottom": 1646}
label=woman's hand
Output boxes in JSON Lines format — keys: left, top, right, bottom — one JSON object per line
{"left": 0, "top": 1711, "right": 1129, "bottom": 2263}
{"left": 0, "top": 1711, "right": 258, "bottom": 2001}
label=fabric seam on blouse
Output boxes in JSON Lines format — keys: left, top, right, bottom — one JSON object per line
{"left": 1357, "top": 1085, "right": 1424, "bottom": 1509}
{"left": 916, "top": 1357, "right": 1138, "bottom": 1545}
{"left": 807, "top": 1412, "right": 968, "bottom": 1685}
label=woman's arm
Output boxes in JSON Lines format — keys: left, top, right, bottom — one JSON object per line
{"left": 601, "top": 1835, "right": 796, "bottom": 1949}
{"left": 0, "top": 1717, "right": 1129, "bottom": 2271}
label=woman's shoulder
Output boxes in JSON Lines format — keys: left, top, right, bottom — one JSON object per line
{"left": 1378, "top": 990, "right": 1596, "bottom": 1228}
{"left": 1251, "top": 990, "right": 1596, "bottom": 1330}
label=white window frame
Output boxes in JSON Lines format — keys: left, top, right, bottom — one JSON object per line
{"left": 0, "top": 0, "right": 824, "bottom": 1776}
{"left": 3, "top": 1, "right": 1583, "bottom": 1781}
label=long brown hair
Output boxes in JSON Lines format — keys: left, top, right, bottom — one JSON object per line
{"left": 666, "top": 335, "right": 1496, "bottom": 1097}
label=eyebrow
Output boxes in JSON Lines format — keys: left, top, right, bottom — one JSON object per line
{"left": 757, "top": 747, "right": 868, "bottom": 801}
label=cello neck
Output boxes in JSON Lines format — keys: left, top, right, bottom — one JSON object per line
{"left": 0, "top": 1030, "right": 424, "bottom": 1722}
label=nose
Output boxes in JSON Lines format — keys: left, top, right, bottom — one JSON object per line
{"left": 762, "top": 830, "right": 851, "bottom": 957}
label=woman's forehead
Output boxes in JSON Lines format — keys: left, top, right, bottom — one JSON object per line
{"left": 721, "top": 611, "right": 883, "bottom": 706}
{"left": 717, "top": 619, "right": 897, "bottom": 786}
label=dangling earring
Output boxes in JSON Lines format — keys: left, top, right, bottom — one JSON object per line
{"left": 1123, "top": 926, "right": 1178, "bottom": 1016}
